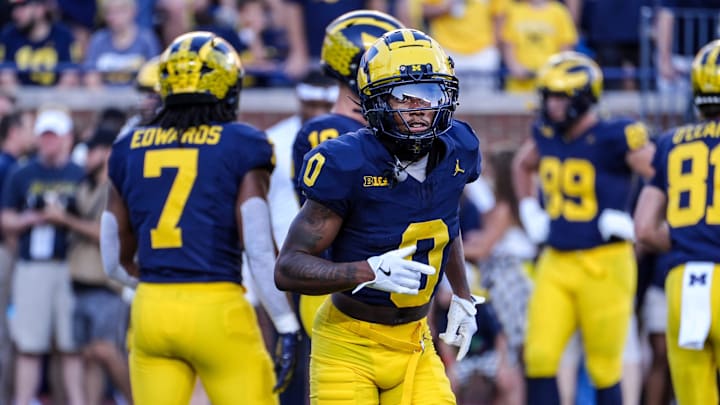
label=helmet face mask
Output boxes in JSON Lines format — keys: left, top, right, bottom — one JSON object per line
{"left": 536, "top": 52, "right": 602, "bottom": 132}
{"left": 358, "top": 29, "right": 459, "bottom": 161}
{"left": 692, "top": 39, "right": 720, "bottom": 118}
{"left": 320, "top": 10, "right": 404, "bottom": 92}
{"left": 159, "top": 31, "right": 244, "bottom": 107}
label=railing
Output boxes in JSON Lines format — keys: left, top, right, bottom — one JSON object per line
{"left": 639, "top": 6, "right": 720, "bottom": 133}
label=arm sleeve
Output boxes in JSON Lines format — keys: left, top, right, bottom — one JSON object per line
{"left": 241, "top": 197, "right": 299, "bottom": 333}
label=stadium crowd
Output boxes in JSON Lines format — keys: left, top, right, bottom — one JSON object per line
{"left": 0, "top": 0, "right": 719, "bottom": 405}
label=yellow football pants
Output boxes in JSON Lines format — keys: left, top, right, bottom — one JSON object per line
{"left": 666, "top": 263, "right": 720, "bottom": 405}
{"left": 300, "top": 294, "right": 329, "bottom": 336}
{"left": 524, "top": 242, "right": 636, "bottom": 388}
{"left": 129, "top": 282, "right": 277, "bottom": 405}
{"left": 310, "top": 299, "right": 456, "bottom": 405}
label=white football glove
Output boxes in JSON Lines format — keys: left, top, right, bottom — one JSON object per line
{"left": 439, "top": 294, "right": 478, "bottom": 361}
{"left": 598, "top": 209, "right": 635, "bottom": 242}
{"left": 353, "top": 246, "right": 436, "bottom": 295}
{"left": 519, "top": 197, "right": 550, "bottom": 244}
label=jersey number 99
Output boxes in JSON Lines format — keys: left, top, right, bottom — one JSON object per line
{"left": 539, "top": 157, "right": 598, "bottom": 221}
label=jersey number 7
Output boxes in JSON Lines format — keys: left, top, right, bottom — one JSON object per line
{"left": 143, "top": 148, "right": 198, "bottom": 249}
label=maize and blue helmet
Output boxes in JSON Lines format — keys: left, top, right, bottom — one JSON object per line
{"left": 159, "top": 31, "right": 243, "bottom": 107}
{"left": 357, "top": 29, "right": 459, "bottom": 161}
{"left": 321, "top": 10, "right": 404, "bottom": 92}
{"left": 536, "top": 51, "right": 602, "bottom": 130}
{"left": 692, "top": 39, "right": 720, "bottom": 117}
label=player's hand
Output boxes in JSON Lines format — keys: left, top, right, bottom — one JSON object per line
{"left": 598, "top": 209, "right": 635, "bottom": 241}
{"left": 353, "top": 246, "right": 436, "bottom": 295}
{"left": 439, "top": 295, "right": 478, "bottom": 361}
{"left": 273, "top": 331, "right": 301, "bottom": 394}
{"left": 519, "top": 197, "right": 550, "bottom": 244}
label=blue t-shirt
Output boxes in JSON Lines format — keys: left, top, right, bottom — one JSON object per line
{"left": 582, "top": 0, "right": 652, "bottom": 45}
{"left": 285, "top": 0, "right": 367, "bottom": 58}
{"left": 1, "top": 158, "right": 84, "bottom": 260}
{"left": 299, "top": 121, "right": 481, "bottom": 308}
{"left": 84, "top": 28, "right": 161, "bottom": 85}
{"left": 108, "top": 122, "right": 275, "bottom": 283}
{"left": 0, "top": 23, "right": 76, "bottom": 86}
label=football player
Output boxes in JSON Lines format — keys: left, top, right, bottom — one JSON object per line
{"left": 635, "top": 39, "right": 720, "bottom": 405}
{"left": 290, "top": 9, "right": 404, "bottom": 338}
{"left": 291, "top": 9, "right": 404, "bottom": 203}
{"left": 100, "top": 31, "right": 300, "bottom": 404}
{"left": 275, "top": 28, "right": 481, "bottom": 404}
{"left": 512, "top": 51, "right": 655, "bottom": 405}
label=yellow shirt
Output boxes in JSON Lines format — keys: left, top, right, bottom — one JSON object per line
{"left": 503, "top": 1, "right": 577, "bottom": 92}
{"left": 425, "top": 0, "right": 509, "bottom": 55}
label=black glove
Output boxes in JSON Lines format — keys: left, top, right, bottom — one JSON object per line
{"left": 273, "top": 331, "right": 301, "bottom": 393}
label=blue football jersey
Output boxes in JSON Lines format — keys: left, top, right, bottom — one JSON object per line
{"left": 299, "top": 120, "right": 481, "bottom": 308}
{"left": 533, "top": 117, "right": 649, "bottom": 250}
{"left": 108, "top": 122, "right": 274, "bottom": 283}
{"left": 292, "top": 113, "right": 365, "bottom": 203}
{"left": 650, "top": 119, "right": 720, "bottom": 269}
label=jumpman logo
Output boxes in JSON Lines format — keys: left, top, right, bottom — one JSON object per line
{"left": 454, "top": 159, "right": 465, "bottom": 176}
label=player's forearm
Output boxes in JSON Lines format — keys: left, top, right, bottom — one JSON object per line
{"left": 443, "top": 237, "right": 472, "bottom": 300}
{"left": 634, "top": 187, "right": 671, "bottom": 253}
{"left": 275, "top": 251, "right": 373, "bottom": 295}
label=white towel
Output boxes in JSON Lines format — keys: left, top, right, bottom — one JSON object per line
{"left": 678, "top": 262, "right": 715, "bottom": 350}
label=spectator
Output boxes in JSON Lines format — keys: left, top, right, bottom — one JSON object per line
{"left": 501, "top": 0, "right": 577, "bottom": 93}
{"left": 0, "top": 109, "right": 35, "bottom": 405}
{"left": 283, "top": 0, "right": 387, "bottom": 80}
{"left": 655, "top": 0, "right": 720, "bottom": 95}
{"left": 435, "top": 281, "right": 521, "bottom": 405}
{"left": 0, "top": 91, "right": 17, "bottom": 117}
{"left": 55, "top": 122, "right": 133, "bottom": 405}
{"left": 83, "top": 0, "right": 161, "bottom": 87}
{"left": 2, "top": 107, "right": 85, "bottom": 405}
{"left": 422, "top": 0, "right": 508, "bottom": 92}
{"left": 56, "top": 0, "right": 96, "bottom": 62}
{"left": 0, "top": 0, "right": 79, "bottom": 88}
{"left": 574, "top": 0, "right": 650, "bottom": 90}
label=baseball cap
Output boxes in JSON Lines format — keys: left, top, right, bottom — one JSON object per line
{"left": 86, "top": 126, "right": 117, "bottom": 148}
{"left": 34, "top": 109, "right": 73, "bottom": 137}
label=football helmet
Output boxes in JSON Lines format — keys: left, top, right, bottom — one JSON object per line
{"left": 135, "top": 56, "right": 160, "bottom": 93}
{"left": 357, "top": 29, "right": 459, "bottom": 161}
{"left": 158, "top": 31, "right": 243, "bottom": 106}
{"left": 320, "top": 10, "right": 404, "bottom": 92}
{"left": 692, "top": 39, "right": 720, "bottom": 116}
{"left": 536, "top": 51, "right": 602, "bottom": 130}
